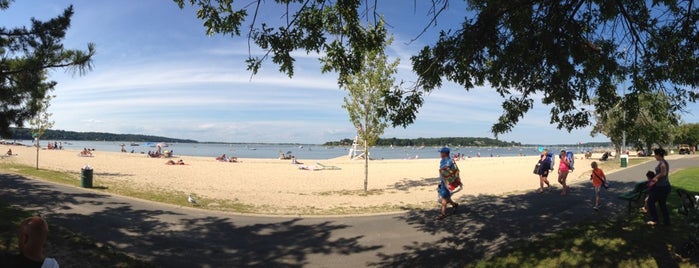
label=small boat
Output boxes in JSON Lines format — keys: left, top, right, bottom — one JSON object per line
{"left": 130, "top": 143, "right": 140, "bottom": 146}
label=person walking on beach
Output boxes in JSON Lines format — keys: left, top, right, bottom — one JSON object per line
{"left": 558, "top": 150, "right": 571, "bottom": 195}
{"left": 537, "top": 150, "right": 552, "bottom": 193}
{"left": 590, "top": 161, "right": 607, "bottom": 210}
{"left": 435, "top": 147, "right": 458, "bottom": 220}
{"left": 647, "top": 148, "right": 671, "bottom": 226}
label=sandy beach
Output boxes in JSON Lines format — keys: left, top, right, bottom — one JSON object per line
{"left": 1, "top": 145, "right": 632, "bottom": 214}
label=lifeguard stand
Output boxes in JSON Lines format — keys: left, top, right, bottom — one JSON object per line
{"left": 348, "top": 135, "right": 367, "bottom": 160}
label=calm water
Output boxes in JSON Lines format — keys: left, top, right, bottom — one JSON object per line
{"left": 16, "top": 140, "right": 598, "bottom": 160}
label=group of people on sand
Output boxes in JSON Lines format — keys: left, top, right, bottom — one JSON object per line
{"left": 79, "top": 148, "right": 93, "bottom": 157}
{"left": 46, "top": 141, "right": 62, "bottom": 150}
{"left": 216, "top": 154, "right": 238, "bottom": 163}
{"left": 148, "top": 150, "right": 173, "bottom": 158}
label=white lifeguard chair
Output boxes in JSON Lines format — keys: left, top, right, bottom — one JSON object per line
{"left": 348, "top": 135, "right": 368, "bottom": 160}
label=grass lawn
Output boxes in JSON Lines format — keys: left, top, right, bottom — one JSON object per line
{"left": 471, "top": 167, "right": 699, "bottom": 268}
{"left": 0, "top": 203, "right": 152, "bottom": 267}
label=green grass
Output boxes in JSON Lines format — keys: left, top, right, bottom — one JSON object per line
{"left": 0, "top": 162, "right": 259, "bottom": 213}
{"left": 0, "top": 203, "right": 152, "bottom": 267}
{"left": 470, "top": 167, "right": 699, "bottom": 268}
{"left": 0, "top": 163, "right": 80, "bottom": 187}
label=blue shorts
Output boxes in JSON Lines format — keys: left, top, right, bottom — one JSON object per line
{"left": 438, "top": 184, "right": 451, "bottom": 199}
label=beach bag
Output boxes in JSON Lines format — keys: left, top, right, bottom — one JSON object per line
{"left": 533, "top": 162, "right": 541, "bottom": 174}
{"left": 440, "top": 163, "right": 459, "bottom": 184}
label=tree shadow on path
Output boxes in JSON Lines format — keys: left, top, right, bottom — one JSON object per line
{"left": 0, "top": 174, "right": 382, "bottom": 267}
{"left": 371, "top": 181, "right": 641, "bottom": 267}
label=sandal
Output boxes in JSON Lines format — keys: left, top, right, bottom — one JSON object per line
{"left": 647, "top": 221, "right": 657, "bottom": 226}
{"left": 435, "top": 214, "right": 447, "bottom": 220}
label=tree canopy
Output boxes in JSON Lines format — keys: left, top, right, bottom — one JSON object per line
{"left": 175, "top": 0, "right": 698, "bottom": 136}
{"left": 592, "top": 91, "right": 680, "bottom": 154}
{"left": 0, "top": 1, "right": 94, "bottom": 135}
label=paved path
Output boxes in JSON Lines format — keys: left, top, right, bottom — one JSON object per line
{"left": 0, "top": 156, "right": 697, "bottom": 267}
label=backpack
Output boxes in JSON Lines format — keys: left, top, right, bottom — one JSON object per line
{"left": 546, "top": 152, "right": 555, "bottom": 170}
{"left": 567, "top": 151, "right": 575, "bottom": 170}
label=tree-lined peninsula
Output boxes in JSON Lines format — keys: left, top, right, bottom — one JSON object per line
{"left": 4, "top": 128, "right": 197, "bottom": 143}
{"left": 324, "top": 137, "right": 521, "bottom": 147}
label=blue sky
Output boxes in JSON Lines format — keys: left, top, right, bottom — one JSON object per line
{"left": 5, "top": 1, "right": 697, "bottom": 144}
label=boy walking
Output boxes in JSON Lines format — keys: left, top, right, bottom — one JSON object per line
{"left": 435, "top": 147, "right": 459, "bottom": 220}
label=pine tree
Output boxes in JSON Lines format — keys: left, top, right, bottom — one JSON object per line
{"left": 1, "top": 3, "right": 94, "bottom": 135}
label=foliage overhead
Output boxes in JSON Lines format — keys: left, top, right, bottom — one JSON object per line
{"left": 0, "top": 1, "right": 95, "bottom": 135}
{"left": 175, "top": 0, "right": 698, "bottom": 135}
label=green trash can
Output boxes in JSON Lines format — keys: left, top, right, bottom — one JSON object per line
{"left": 81, "top": 168, "right": 93, "bottom": 188}
{"left": 620, "top": 154, "right": 628, "bottom": 168}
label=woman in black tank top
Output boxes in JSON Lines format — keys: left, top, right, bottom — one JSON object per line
{"left": 647, "top": 148, "right": 671, "bottom": 226}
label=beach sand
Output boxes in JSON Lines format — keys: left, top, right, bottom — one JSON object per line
{"left": 1, "top": 145, "right": 621, "bottom": 214}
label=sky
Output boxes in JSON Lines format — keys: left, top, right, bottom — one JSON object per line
{"left": 4, "top": 1, "right": 697, "bottom": 144}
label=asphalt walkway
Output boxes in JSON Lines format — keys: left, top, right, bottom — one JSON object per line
{"left": 0, "top": 156, "right": 696, "bottom": 267}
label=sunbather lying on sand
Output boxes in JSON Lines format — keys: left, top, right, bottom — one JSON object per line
{"left": 166, "top": 159, "right": 186, "bottom": 165}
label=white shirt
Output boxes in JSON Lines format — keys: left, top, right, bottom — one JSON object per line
{"left": 42, "top": 257, "right": 59, "bottom": 268}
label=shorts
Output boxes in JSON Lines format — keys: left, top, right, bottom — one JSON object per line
{"left": 437, "top": 184, "right": 451, "bottom": 199}
{"left": 538, "top": 168, "right": 549, "bottom": 177}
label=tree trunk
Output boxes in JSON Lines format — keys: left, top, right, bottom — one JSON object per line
{"left": 35, "top": 138, "right": 39, "bottom": 169}
{"left": 364, "top": 139, "right": 368, "bottom": 192}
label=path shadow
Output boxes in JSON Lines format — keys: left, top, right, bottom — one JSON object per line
{"left": 370, "top": 181, "right": 642, "bottom": 267}
{"left": 391, "top": 177, "right": 440, "bottom": 191}
{"left": 0, "top": 173, "right": 382, "bottom": 267}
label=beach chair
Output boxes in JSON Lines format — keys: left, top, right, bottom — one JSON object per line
{"left": 618, "top": 181, "right": 648, "bottom": 212}
{"left": 316, "top": 163, "right": 341, "bottom": 170}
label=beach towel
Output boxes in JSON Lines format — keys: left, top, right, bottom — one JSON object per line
{"left": 440, "top": 161, "right": 462, "bottom": 191}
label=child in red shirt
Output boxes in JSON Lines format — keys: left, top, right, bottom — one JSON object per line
{"left": 590, "top": 161, "right": 607, "bottom": 210}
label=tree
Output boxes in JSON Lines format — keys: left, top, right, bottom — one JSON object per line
{"left": 590, "top": 100, "right": 626, "bottom": 157}
{"left": 631, "top": 92, "right": 680, "bottom": 152}
{"left": 342, "top": 34, "right": 397, "bottom": 192}
{"left": 175, "top": 0, "right": 698, "bottom": 135}
{"left": 675, "top": 123, "right": 699, "bottom": 149}
{"left": 1, "top": 2, "right": 95, "bottom": 135}
{"left": 29, "top": 94, "right": 54, "bottom": 169}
